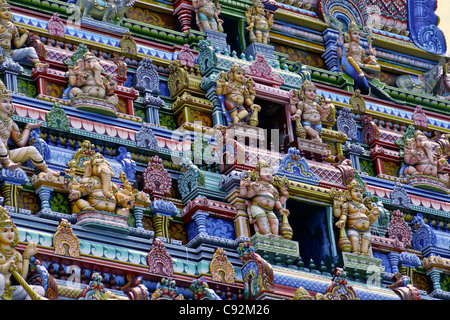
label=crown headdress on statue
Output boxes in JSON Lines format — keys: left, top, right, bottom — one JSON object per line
{"left": 0, "top": 0, "right": 10, "bottom": 10}
{"left": 0, "top": 206, "right": 19, "bottom": 246}
{"left": 347, "top": 21, "right": 360, "bottom": 34}
{"left": 347, "top": 179, "right": 365, "bottom": 192}
{"left": 0, "top": 79, "right": 12, "bottom": 101}
{"left": 230, "top": 63, "right": 245, "bottom": 75}
{"left": 0, "top": 207, "right": 14, "bottom": 229}
{"left": 301, "top": 79, "right": 316, "bottom": 91}
{"left": 83, "top": 51, "right": 97, "bottom": 62}
{"left": 252, "top": 0, "right": 264, "bottom": 8}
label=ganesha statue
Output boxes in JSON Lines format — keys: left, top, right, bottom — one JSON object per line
{"left": 399, "top": 130, "right": 449, "bottom": 192}
{"left": 64, "top": 149, "right": 147, "bottom": 231}
{"left": 67, "top": 51, "right": 119, "bottom": 117}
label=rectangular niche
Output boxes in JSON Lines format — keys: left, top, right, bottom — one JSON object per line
{"left": 254, "top": 98, "right": 290, "bottom": 154}
{"left": 286, "top": 199, "right": 336, "bottom": 268}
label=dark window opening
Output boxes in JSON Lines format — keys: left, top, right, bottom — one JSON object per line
{"left": 286, "top": 199, "right": 334, "bottom": 268}
{"left": 255, "top": 98, "right": 290, "bottom": 154}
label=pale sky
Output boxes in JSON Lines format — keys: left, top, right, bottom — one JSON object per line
{"left": 436, "top": 1, "right": 450, "bottom": 54}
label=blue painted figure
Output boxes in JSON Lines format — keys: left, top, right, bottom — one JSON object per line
{"left": 336, "top": 22, "right": 380, "bottom": 94}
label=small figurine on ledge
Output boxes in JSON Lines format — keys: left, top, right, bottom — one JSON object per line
{"left": 289, "top": 80, "right": 335, "bottom": 142}
{"left": 245, "top": 0, "right": 273, "bottom": 45}
{"left": 403, "top": 131, "right": 449, "bottom": 183}
{"left": 0, "top": 80, "right": 58, "bottom": 175}
{"left": 67, "top": 51, "right": 118, "bottom": 104}
{"left": 240, "top": 160, "right": 291, "bottom": 238}
{"left": 336, "top": 21, "right": 380, "bottom": 93}
{"left": 216, "top": 63, "right": 261, "bottom": 126}
{"left": 331, "top": 179, "right": 379, "bottom": 256}
{"left": 0, "top": 0, "right": 48, "bottom": 68}
{"left": 192, "top": 0, "right": 224, "bottom": 33}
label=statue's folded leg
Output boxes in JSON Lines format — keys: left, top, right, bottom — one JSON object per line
{"left": 9, "top": 146, "right": 50, "bottom": 172}
{"left": 12, "top": 47, "right": 47, "bottom": 67}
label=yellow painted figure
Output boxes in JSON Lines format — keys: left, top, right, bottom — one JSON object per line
{"left": 0, "top": 207, "right": 45, "bottom": 300}
{"left": 216, "top": 63, "right": 261, "bottom": 125}
{"left": 0, "top": 0, "right": 48, "bottom": 67}
{"left": 245, "top": 0, "right": 273, "bottom": 44}
{"left": 67, "top": 153, "right": 135, "bottom": 216}
{"left": 192, "top": 0, "right": 224, "bottom": 33}
{"left": 332, "top": 180, "right": 379, "bottom": 256}
{"left": 289, "top": 80, "right": 335, "bottom": 142}
{"left": 336, "top": 21, "right": 380, "bottom": 79}
{"left": 0, "top": 80, "right": 58, "bottom": 175}
{"left": 240, "top": 161, "right": 290, "bottom": 237}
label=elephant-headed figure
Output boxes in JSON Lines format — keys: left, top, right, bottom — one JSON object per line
{"left": 67, "top": 52, "right": 118, "bottom": 105}
{"left": 67, "top": 152, "right": 134, "bottom": 217}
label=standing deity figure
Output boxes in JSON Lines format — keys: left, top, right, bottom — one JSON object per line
{"left": 192, "top": 0, "right": 224, "bottom": 33}
{"left": 240, "top": 160, "right": 291, "bottom": 238}
{"left": 245, "top": 0, "right": 273, "bottom": 45}
{"left": 336, "top": 22, "right": 380, "bottom": 92}
{"left": 0, "top": 207, "right": 46, "bottom": 300}
{"left": 403, "top": 131, "right": 449, "bottom": 183}
{"left": 0, "top": 80, "right": 58, "bottom": 175}
{"left": 0, "top": 0, "right": 48, "bottom": 68}
{"left": 331, "top": 180, "right": 380, "bottom": 256}
{"left": 216, "top": 63, "right": 261, "bottom": 126}
{"left": 289, "top": 80, "right": 335, "bottom": 142}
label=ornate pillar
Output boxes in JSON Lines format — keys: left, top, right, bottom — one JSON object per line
{"left": 204, "top": 85, "right": 226, "bottom": 127}
{"left": 134, "top": 57, "right": 164, "bottom": 126}
{"left": 227, "top": 189, "right": 251, "bottom": 239}
{"left": 35, "top": 186, "right": 53, "bottom": 210}
{"left": 321, "top": 27, "right": 340, "bottom": 73}
{"left": 0, "top": 60, "right": 23, "bottom": 93}
{"left": 427, "top": 268, "right": 442, "bottom": 291}
{"left": 173, "top": 0, "right": 194, "bottom": 33}
{"left": 219, "top": 170, "right": 251, "bottom": 239}
{"left": 345, "top": 142, "right": 365, "bottom": 172}
{"left": 0, "top": 168, "right": 29, "bottom": 210}
{"left": 150, "top": 200, "right": 178, "bottom": 238}
{"left": 133, "top": 205, "right": 145, "bottom": 229}
{"left": 192, "top": 211, "right": 209, "bottom": 234}
{"left": 388, "top": 252, "right": 400, "bottom": 274}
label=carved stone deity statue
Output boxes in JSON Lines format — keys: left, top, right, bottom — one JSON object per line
{"left": 0, "top": 0, "right": 48, "bottom": 68}
{"left": 403, "top": 131, "right": 449, "bottom": 183}
{"left": 240, "top": 160, "right": 291, "bottom": 238}
{"left": 0, "top": 207, "right": 46, "bottom": 300}
{"left": 65, "top": 152, "right": 135, "bottom": 217}
{"left": 192, "top": 0, "right": 224, "bottom": 33}
{"left": 331, "top": 179, "right": 380, "bottom": 256}
{"left": 289, "top": 80, "right": 335, "bottom": 142}
{"left": 336, "top": 21, "right": 380, "bottom": 93}
{"left": 0, "top": 80, "right": 58, "bottom": 175}
{"left": 216, "top": 63, "right": 261, "bottom": 126}
{"left": 245, "top": 0, "right": 273, "bottom": 45}
{"left": 67, "top": 51, "right": 118, "bottom": 105}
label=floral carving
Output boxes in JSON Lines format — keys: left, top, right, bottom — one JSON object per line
{"left": 53, "top": 219, "right": 80, "bottom": 258}
{"left": 46, "top": 13, "right": 65, "bottom": 38}
{"left": 143, "top": 155, "right": 172, "bottom": 199}
{"left": 210, "top": 247, "right": 235, "bottom": 284}
{"left": 147, "top": 238, "right": 174, "bottom": 276}
{"left": 387, "top": 210, "right": 412, "bottom": 249}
